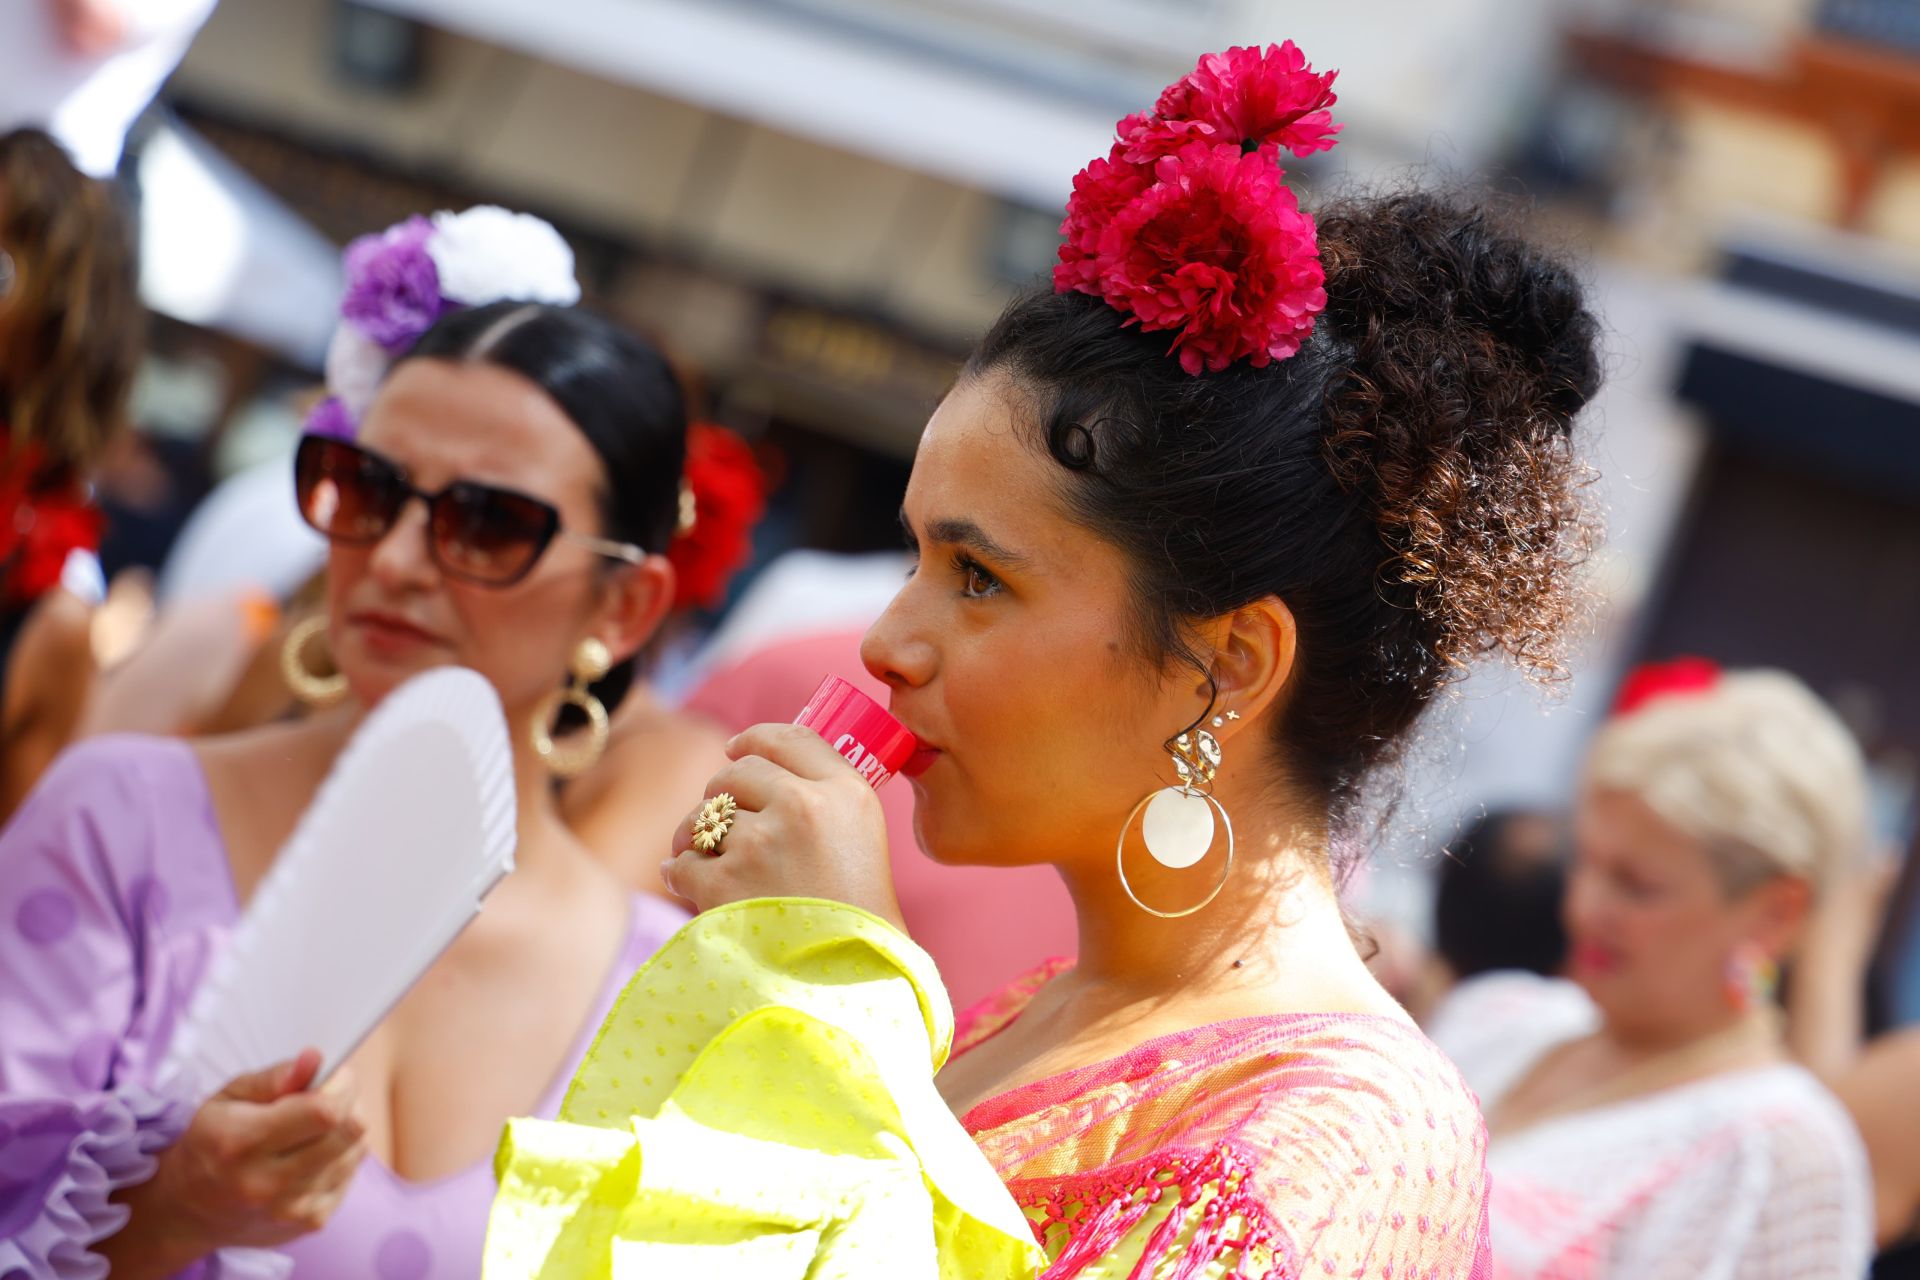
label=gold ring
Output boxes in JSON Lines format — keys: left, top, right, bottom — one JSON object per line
{"left": 690, "top": 793, "right": 739, "bottom": 854}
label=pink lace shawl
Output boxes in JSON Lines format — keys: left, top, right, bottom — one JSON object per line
{"left": 954, "top": 962, "right": 1494, "bottom": 1280}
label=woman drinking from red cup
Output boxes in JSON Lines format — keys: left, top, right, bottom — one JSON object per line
{"left": 492, "top": 39, "right": 1604, "bottom": 1279}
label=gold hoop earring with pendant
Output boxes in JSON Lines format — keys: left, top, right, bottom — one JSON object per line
{"left": 281, "top": 615, "right": 348, "bottom": 707}
{"left": 1115, "top": 711, "right": 1237, "bottom": 918}
{"left": 533, "top": 638, "right": 613, "bottom": 778}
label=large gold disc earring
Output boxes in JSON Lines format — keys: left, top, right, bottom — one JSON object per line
{"left": 533, "top": 638, "right": 613, "bottom": 779}
{"left": 1115, "top": 723, "right": 1235, "bottom": 918}
{"left": 280, "top": 615, "right": 348, "bottom": 707}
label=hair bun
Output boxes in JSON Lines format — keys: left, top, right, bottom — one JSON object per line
{"left": 1315, "top": 190, "right": 1603, "bottom": 681}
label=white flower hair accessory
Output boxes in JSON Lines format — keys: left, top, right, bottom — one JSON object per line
{"left": 305, "top": 205, "right": 581, "bottom": 438}
{"left": 427, "top": 206, "right": 582, "bottom": 309}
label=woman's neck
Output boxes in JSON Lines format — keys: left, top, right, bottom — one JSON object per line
{"left": 1603, "top": 1002, "right": 1782, "bottom": 1061}
{"left": 503, "top": 706, "right": 592, "bottom": 882}
{"left": 1053, "top": 791, "right": 1392, "bottom": 1021}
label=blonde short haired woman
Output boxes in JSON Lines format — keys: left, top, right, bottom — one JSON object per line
{"left": 1440, "top": 660, "right": 1878, "bottom": 1278}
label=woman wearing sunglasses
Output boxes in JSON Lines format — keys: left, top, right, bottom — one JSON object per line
{"left": 0, "top": 298, "right": 693, "bottom": 1279}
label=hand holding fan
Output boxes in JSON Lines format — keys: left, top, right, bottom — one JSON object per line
{"left": 158, "top": 666, "right": 517, "bottom": 1101}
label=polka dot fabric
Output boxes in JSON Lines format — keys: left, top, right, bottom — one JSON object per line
{"left": 0, "top": 736, "right": 686, "bottom": 1279}
{"left": 485, "top": 898, "right": 1044, "bottom": 1278}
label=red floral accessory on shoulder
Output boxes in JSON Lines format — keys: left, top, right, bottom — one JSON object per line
{"left": 1055, "top": 42, "right": 1339, "bottom": 375}
{"left": 667, "top": 424, "right": 769, "bottom": 613}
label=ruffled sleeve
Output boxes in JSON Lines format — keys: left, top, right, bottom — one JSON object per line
{"left": 485, "top": 898, "right": 1045, "bottom": 1279}
{"left": 0, "top": 741, "right": 244, "bottom": 1279}
{"left": 0, "top": 1090, "right": 188, "bottom": 1278}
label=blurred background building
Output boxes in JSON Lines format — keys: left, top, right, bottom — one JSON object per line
{"left": 62, "top": 0, "right": 1920, "bottom": 1022}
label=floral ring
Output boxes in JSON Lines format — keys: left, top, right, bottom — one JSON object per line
{"left": 690, "top": 793, "right": 739, "bottom": 855}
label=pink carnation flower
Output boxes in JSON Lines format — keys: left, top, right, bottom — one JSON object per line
{"left": 1053, "top": 143, "right": 1155, "bottom": 294}
{"left": 1051, "top": 41, "right": 1338, "bottom": 375}
{"left": 1154, "top": 41, "right": 1341, "bottom": 159}
{"left": 1091, "top": 143, "right": 1326, "bottom": 375}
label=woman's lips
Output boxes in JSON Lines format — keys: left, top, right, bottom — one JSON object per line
{"left": 1571, "top": 941, "right": 1619, "bottom": 976}
{"left": 349, "top": 611, "right": 444, "bottom": 656}
{"left": 904, "top": 745, "right": 942, "bottom": 777}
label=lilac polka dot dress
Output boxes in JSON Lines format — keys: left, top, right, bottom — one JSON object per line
{"left": 0, "top": 736, "right": 688, "bottom": 1278}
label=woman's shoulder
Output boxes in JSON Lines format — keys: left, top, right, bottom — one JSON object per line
{"left": 1236, "top": 1013, "right": 1487, "bottom": 1142}
{"left": 1425, "top": 971, "right": 1600, "bottom": 1108}
{"left": 11, "top": 734, "right": 206, "bottom": 836}
{"left": 1713, "top": 1063, "right": 1869, "bottom": 1167}
{"left": 1178, "top": 1016, "right": 1490, "bottom": 1275}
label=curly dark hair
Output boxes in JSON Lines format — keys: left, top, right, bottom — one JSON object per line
{"left": 966, "top": 188, "right": 1603, "bottom": 844}
{"left": 0, "top": 129, "right": 143, "bottom": 474}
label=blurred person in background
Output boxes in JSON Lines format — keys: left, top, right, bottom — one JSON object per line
{"left": 0, "top": 127, "right": 143, "bottom": 822}
{"left": 1455, "top": 659, "right": 1878, "bottom": 1278}
{"left": 0, "top": 253, "right": 696, "bottom": 1276}
{"left": 1414, "top": 808, "right": 1578, "bottom": 1035}
{"left": 1838, "top": 1026, "right": 1920, "bottom": 1268}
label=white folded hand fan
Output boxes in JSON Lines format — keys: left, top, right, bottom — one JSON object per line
{"left": 158, "top": 666, "right": 517, "bottom": 1101}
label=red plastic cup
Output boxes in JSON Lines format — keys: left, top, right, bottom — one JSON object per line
{"left": 793, "top": 676, "right": 918, "bottom": 790}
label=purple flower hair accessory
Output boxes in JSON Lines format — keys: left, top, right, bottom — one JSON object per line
{"left": 303, "top": 395, "right": 357, "bottom": 441}
{"left": 339, "top": 215, "right": 447, "bottom": 355}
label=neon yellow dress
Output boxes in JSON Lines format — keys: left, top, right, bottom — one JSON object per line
{"left": 484, "top": 898, "right": 1044, "bottom": 1279}
{"left": 485, "top": 898, "right": 1493, "bottom": 1279}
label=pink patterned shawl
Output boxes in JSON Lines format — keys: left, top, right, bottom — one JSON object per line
{"left": 954, "top": 962, "right": 1494, "bottom": 1280}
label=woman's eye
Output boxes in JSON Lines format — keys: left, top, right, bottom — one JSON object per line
{"left": 955, "top": 556, "right": 1001, "bottom": 599}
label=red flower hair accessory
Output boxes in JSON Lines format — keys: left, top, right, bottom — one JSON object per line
{"left": 1611, "top": 656, "right": 1722, "bottom": 717}
{"left": 1055, "top": 41, "right": 1339, "bottom": 375}
{"left": 668, "top": 424, "right": 768, "bottom": 613}
{"left": 0, "top": 441, "right": 102, "bottom": 610}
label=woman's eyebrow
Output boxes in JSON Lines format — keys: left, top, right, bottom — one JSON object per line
{"left": 898, "top": 509, "right": 1032, "bottom": 570}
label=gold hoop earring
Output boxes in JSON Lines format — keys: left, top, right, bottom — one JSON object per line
{"left": 281, "top": 615, "right": 348, "bottom": 707}
{"left": 1115, "top": 722, "right": 1235, "bottom": 918}
{"left": 533, "top": 638, "right": 613, "bottom": 778}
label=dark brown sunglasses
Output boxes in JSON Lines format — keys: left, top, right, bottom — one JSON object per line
{"left": 294, "top": 434, "right": 646, "bottom": 587}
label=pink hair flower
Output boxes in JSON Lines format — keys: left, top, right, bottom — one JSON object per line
{"left": 1051, "top": 42, "right": 1338, "bottom": 376}
{"left": 1083, "top": 143, "right": 1326, "bottom": 375}
{"left": 1155, "top": 41, "right": 1341, "bottom": 159}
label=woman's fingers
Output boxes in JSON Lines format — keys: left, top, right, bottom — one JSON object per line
{"left": 663, "top": 808, "right": 761, "bottom": 904}
{"left": 243, "top": 1070, "right": 360, "bottom": 1157}
{"left": 698, "top": 753, "right": 789, "bottom": 815}
{"left": 668, "top": 753, "right": 798, "bottom": 862}
{"left": 273, "top": 1109, "right": 366, "bottom": 1182}
{"left": 726, "top": 723, "right": 858, "bottom": 782}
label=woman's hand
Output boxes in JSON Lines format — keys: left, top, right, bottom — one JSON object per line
{"left": 99, "top": 1050, "right": 366, "bottom": 1276}
{"left": 661, "top": 723, "right": 904, "bottom": 931}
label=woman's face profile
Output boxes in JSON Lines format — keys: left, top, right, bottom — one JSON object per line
{"left": 861, "top": 373, "right": 1205, "bottom": 871}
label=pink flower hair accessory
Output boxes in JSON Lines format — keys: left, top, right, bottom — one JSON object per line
{"left": 1055, "top": 42, "right": 1339, "bottom": 375}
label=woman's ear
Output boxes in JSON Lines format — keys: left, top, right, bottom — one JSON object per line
{"left": 1195, "top": 595, "right": 1297, "bottom": 733}
{"left": 593, "top": 555, "right": 676, "bottom": 666}
{"left": 1748, "top": 873, "right": 1815, "bottom": 960}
